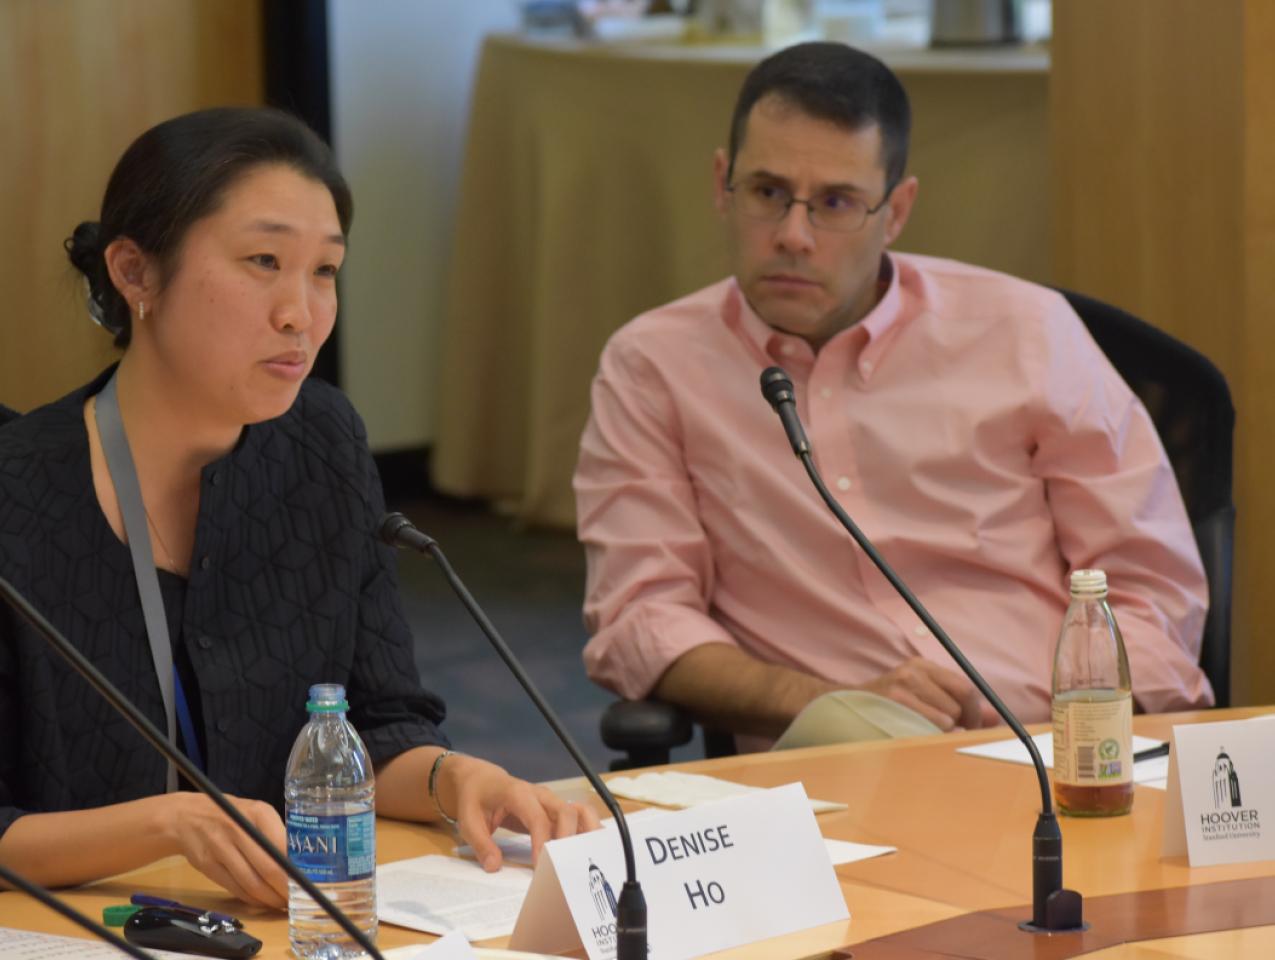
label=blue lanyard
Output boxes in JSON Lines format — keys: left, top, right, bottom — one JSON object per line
{"left": 172, "top": 665, "right": 205, "bottom": 775}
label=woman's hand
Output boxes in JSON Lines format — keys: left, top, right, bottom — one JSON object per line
{"left": 438, "top": 753, "right": 602, "bottom": 871}
{"left": 158, "top": 792, "right": 291, "bottom": 909}
{"left": 0, "top": 793, "right": 287, "bottom": 908}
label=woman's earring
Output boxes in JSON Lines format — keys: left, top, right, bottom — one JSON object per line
{"left": 138, "top": 301, "right": 146, "bottom": 322}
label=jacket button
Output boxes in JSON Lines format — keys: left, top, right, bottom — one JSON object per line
{"left": 197, "top": 635, "right": 213, "bottom": 651}
{"left": 200, "top": 556, "right": 211, "bottom": 571}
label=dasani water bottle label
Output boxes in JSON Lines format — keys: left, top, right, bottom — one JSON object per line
{"left": 287, "top": 810, "right": 376, "bottom": 882}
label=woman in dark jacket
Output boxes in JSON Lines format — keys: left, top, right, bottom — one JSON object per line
{"left": 0, "top": 107, "right": 597, "bottom": 909}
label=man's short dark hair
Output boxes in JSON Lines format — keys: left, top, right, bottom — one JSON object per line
{"left": 728, "top": 42, "right": 911, "bottom": 194}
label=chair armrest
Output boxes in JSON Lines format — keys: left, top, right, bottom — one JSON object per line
{"left": 600, "top": 699, "right": 695, "bottom": 770}
{"left": 600, "top": 699, "right": 694, "bottom": 750}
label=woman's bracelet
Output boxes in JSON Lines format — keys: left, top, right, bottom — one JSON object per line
{"left": 428, "top": 749, "right": 459, "bottom": 827}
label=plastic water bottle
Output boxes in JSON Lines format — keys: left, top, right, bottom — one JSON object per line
{"left": 286, "top": 683, "right": 377, "bottom": 958}
{"left": 1051, "top": 570, "right": 1134, "bottom": 817}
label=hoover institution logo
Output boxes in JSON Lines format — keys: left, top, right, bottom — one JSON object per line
{"left": 1201, "top": 748, "right": 1259, "bottom": 841}
{"left": 1213, "top": 749, "right": 1242, "bottom": 809}
{"left": 588, "top": 860, "right": 618, "bottom": 923}
{"left": 586, "top": 859, "right": 620, "bottom": 956}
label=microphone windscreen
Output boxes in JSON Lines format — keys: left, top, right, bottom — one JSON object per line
{"left": 377, "top": 512, "right": 413, "bottom": 546}
{"left": 759, "top": 366, "right": 796, "bottom": 409}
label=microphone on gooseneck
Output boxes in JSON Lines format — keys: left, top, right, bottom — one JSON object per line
{"left": 378, "top": 512, "right": 648, "bottom": 960}
{"left": 0, "top": 575, "right": 387, "bottom": 960}
{"left": 759, "top": 368, "right": 810, "bottom": 456}
{"left": 758, "top": 366, "right": 1085, "bottom": 934}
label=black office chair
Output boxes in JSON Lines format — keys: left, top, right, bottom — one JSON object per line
{"left": 1060, "top": 289, "right": 1234, "bottom": 707}
{"left": 599, "top": 291, "right": 1236, "bottom": 770}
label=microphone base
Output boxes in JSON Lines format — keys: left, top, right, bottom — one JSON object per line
{"left": 1022, "top": 812, "right": 1086, "bottom": 932}
{"left": 1018, "top": 888, "right": 1087, "bottom": 933}
{"left": 615, "top": 881, "right": 648, "bottom": 960}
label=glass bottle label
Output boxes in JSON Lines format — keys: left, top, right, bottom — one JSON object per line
{"left": 286, "top": 810, "right": 376, "bottom": 882}
{"left": 1052, "top": 693, "right": 1133, "bottom": 786}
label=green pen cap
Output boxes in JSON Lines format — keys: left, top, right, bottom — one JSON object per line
{"left": 103, "top": 903, "right": 142, "bottom": 926}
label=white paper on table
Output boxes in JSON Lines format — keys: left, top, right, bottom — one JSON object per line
{"left": 457, "top": 804, "right": 889, "bottom": 868}
{"left": 605, "top": 770, "right": 847, "bottom": 813}
{"left": 377, "top": 854, "right": 533, "bottom": 941}
{"left": 396, "top": 930, "right": 479, "bottom": 959}
{"left": 823, "top": 837, "right": 896, "bottom": 865}
{"left": 1134, "top": 755, "right": 1170, "bottom": 791}
{"left": 0, "top": 928, "right": 189, "bottom": 958}
{"left": 957, "top": 732, "right": 1169, "bottom": 788}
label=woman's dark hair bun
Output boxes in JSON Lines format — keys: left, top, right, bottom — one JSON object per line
{"left": 65, "top": 220, "right": 101, "bottom": 270}
{"left": 64, "top": 221, "right": 124, "bottom": 338}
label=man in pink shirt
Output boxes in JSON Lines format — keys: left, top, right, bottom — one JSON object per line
{"left": 574, "top": 42, "right": 1212, "bottom": 748}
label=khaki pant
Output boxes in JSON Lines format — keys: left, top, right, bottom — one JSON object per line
{"left": 772, "top": 691, "right": 943, "bottom": 751}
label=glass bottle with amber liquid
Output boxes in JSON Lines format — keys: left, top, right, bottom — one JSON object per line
{"left": 1051, "top": 569, "right": 1134, "bottom": 817}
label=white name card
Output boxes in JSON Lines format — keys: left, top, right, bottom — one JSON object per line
{"left": 508, "top": 782, "right": 849, "bottom": 960}
{"left": 1162, "top": 715, "right": 1275, "bottom": 867}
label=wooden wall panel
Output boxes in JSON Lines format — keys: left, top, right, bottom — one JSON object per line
{"left": 1052, "top": 1, "right": 1275, "bottom": 706}
{"left": 0, "top": 0, "right": 263, "bottom": 412}
{"left": 900, "top": 70, "right": 1050, "bottom": 286}
{"left": 1237, "top": 1, "right": 1275, "bottom": 707}
{"left": 1051, "top": 2, "right": 1244, "bottom": 369}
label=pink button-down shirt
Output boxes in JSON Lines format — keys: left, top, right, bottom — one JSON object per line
{"left": 574, "top": 253, "right": 1212, "bottom": 726}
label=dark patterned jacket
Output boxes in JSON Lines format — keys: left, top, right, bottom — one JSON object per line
{"left": 0, "top": 368, "right": 447, "bottom": 839}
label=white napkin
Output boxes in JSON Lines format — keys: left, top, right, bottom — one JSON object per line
{"left": 604, "top": 770, "right": 848, "bottom": 813}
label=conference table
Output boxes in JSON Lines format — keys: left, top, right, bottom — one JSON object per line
{"left": 3, "top": 708, "right": 1272, "bottom": 958}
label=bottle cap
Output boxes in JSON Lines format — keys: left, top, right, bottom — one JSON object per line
{"left": 103, "top": 904, "right": 141, "bottom": 926}
{"left": 1069, "top": 568, "right": 1108, "bottom": 597}
{"left": 306, "top": 682, "right": 349, "bottom": 713}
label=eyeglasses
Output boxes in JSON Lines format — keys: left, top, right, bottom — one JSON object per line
{"left": 726, "top": 177, "right": 891, "bottom": 233}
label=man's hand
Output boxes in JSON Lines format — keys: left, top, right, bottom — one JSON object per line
{"left": 439, "top": 754, "right": 602, "bottom": 872}
{"left": 158, "top": 792, "right": 290, "bottom": 909}
{"left": 860, "top": 657, "right": 984, "bottom": 732}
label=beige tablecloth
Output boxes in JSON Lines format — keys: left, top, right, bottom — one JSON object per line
{"left": 434, "top": 34, "right": 1048, "bottom": 527}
